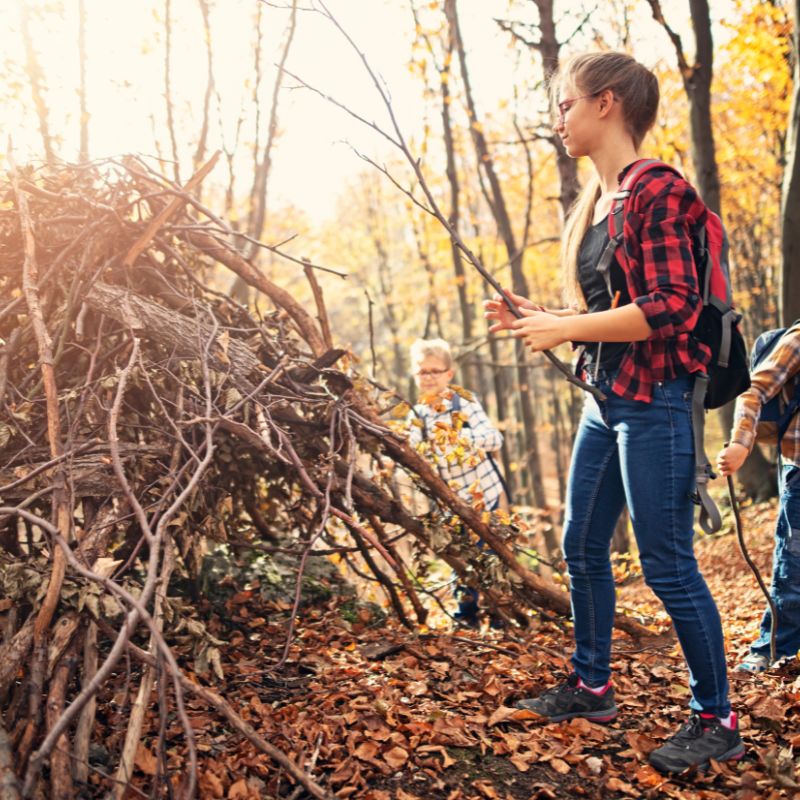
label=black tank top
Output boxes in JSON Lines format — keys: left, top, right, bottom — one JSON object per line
{"left": 577, "top": 217, "right": 631, "bottom": 372}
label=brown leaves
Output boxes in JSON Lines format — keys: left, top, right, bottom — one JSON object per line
{"left": 134, "top": 744, "right": 158, "bottom": 776}
{"left": 78, "top": 499, "right": 800, "bottom": 799}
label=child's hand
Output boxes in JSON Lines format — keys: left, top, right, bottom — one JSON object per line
{"left": 484, "top": 288, "right": 540, "bottom": 333}
{"left": 716, "top": 443, "right": 749, "bottom": 477}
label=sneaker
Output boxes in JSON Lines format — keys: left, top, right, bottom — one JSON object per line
{"left": 734, "top": 653, "right": 769, "bottom": 673}
{"left": 514, "top": 673, "right": 617, "bottom": 722}
{"left": 452, "top": 611, "right": 480, "bottom": 630}
{"left": 648, "top": 713, "right": 745, "bottom": 774}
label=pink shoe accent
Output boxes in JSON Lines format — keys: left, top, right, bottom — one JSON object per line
{"left": 699, "top": 711, "right": 738, "bottom": 730}
{"left": 578, "top": 678, "right": 611, "bottom": 696}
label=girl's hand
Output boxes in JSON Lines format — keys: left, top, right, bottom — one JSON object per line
{"left": 716, "top": 443, "right": 749, "bottom": 477}
{"left": 511, "top": 307, "right": 569, "bottom": 352}
{"left": 484, "top": 289, "right": 540, "bottom": 333}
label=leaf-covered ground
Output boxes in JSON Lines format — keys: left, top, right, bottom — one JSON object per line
{"left": 96, "top": 498, "right": 800, "bottom": 799}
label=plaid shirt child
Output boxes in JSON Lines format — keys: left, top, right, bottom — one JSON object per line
{"left": 596, "top": 164, "right": 713, "bottom": 402}
{"left": 407, "top": 389, "right": 504, "bottom": 512}
{"left": 731, "top": 323, "right": 800, "bottom": 467}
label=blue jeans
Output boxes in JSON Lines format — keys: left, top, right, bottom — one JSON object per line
{"left": 564, "top": 371, "right": 730, "bottom": 717}
{"left": 751, "top": 464, "right": 800, "bottom": 659}
{"left": 454, "top": 499, "right": 500, "bottom": 624}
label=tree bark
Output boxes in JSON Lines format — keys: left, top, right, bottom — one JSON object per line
{"left": 496, "top": 0, "right": 580, "bottom": 215}
{"left": 648, "top": 0, "right": 774, "bottom": 497}
{"left": 445, "top": 0, "right": 548, "bottom": 514}
{"left": 440, "top": 18, "right": 477, "bottom": 389}
{"left": 164, "top": 0, "right": 180, "bottom": 181}
{"left": 781, "top": 0, "right": 800, "bottom": 324}
{"left": 192, "top": 0, "right": 214, "bottom": 190}
{"left": 77, "top": 0, "right": 89, "bottom": 162}
{"left": 246, "top": 0, "right": 298, "bottom": 256}
{"left": 20, "top": 3, "right": 56, "bottom": 163}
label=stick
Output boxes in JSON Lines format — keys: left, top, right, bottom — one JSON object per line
{"left": 123, "top": 151, "right": 220, "bottom": 267}
{"left": 727, "top": 472, "right": 777, "bottom": 664}
{"left": 113, "top": 539, "right": 175, "bottom": 799}
{"left": 91, "top": 619, "right": 334, "bottom": 800}
{"left": 73, "top": 623, "right": 98, "bottom": 786}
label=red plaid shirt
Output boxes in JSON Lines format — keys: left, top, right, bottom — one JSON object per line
{"left": 588, "top": 163, "right": 712, "bottom": 402}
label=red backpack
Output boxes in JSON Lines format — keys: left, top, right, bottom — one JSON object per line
{"left": 597, "top": 159, "right": 751, "bottom": 533}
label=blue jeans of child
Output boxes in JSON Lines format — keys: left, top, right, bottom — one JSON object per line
{"left": 751, "top": 463, "right": 800, "bottom": 659}
{"left": 454, "top": 498, "right": 500, "bottom": 625}
{"left": 564, "top": 371, "right": 731, "bottom": 718}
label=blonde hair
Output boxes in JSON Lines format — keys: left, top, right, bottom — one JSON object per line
{"left": 409, "top": 338, "right": 453, "bottom": 370}
{"left": 551, "top": 52, "right": 660, "bottom": 309}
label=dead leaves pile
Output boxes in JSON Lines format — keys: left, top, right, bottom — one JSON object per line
{"left": 103, "top": 500, "right": 799, "bottom": 799}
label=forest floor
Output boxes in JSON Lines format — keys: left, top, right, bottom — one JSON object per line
{"left": 95, "top": 497, "right": 800, "bottom": 800}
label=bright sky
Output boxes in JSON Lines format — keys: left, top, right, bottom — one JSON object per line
{"left": 0, "top": 0, "right": 719, "bottom": 222}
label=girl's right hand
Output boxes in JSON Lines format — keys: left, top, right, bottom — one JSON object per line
{"left": 484, "top": 289, "right": 540, "bottom": 333}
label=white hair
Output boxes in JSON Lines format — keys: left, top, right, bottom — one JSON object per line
{"left": 409, "top": 338, "right": 453, "bottom": 370}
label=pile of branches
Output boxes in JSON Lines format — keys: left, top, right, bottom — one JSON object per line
{"left": 0, "top": 154, "right": 654, "bottom": 799}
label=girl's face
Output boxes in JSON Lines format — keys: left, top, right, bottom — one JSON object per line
{"left": 413, "top": 355, "right": 454, "bottom": 398}
{"left": 554, "top": 81, "right": 598, "bottom": 158}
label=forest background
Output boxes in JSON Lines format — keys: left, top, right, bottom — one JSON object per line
{"left": 2, "top": 0, "right": 792, "bottom": 514}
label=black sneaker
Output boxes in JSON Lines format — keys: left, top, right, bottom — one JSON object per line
{"left": 515, "top": 673, "right": 617, "bottom": 722}
{"left": 648, "top": 713, "right": 745, "bottom": 774}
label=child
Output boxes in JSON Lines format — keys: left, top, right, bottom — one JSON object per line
{"left": 717, "top": 321, "right": 800, "bottom": 672}
{"left": 407, "top": 338, "right": 505, "bottom": 627}
{"left": 485, "top": 51, "right": 742, "bottom": 774}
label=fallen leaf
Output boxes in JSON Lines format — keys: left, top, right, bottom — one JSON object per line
{"left": 633, "top": 764, "right": 665, "bottom": 787}
{"left": 134, "top": 744, "right": 158, "bottom": 776}
{"left": 383, "top": 746, "right": 408, "bottom": 768}
{"left": 228, "top": 778, "right": 249, "bottom": 799}
{"left": 354, "top": 741, "right": 380, "bottom": 761}
{"left": 750, "top": 695, "right": 785, "bottom": 723}
{"left": 199, "top": 770, "right": 224, "bottom": 799}
{"left": 550, "top": 757, "right": 570, "bottom": 775}
{"left": 509, "top": 753, "right": 531, "bottom": 772}
{"left": 471, "top": 780, "right": 499, "bottom": 798}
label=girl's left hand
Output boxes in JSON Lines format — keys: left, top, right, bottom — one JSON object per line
{"left": 511, "top": 308, "right": 569, "bottom": 351}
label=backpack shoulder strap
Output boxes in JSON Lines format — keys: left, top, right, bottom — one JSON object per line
{"left": 596, "top": 160, "right": 679, "bottom": 283}
{"left": 607, "top": 159, "right": 678, "bottom": 239}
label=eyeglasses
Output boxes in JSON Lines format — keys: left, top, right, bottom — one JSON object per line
{"left": 415, "top": 368, "right": 450, "bottom": 377}
{"left": 556, "top": 92, "right": 601, "bottom": 123}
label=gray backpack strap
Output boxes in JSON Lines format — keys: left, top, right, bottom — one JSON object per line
{"left": 691, "top": 374, "right": 722, "bottom": 534}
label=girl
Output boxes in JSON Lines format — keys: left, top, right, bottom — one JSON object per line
{"left": 485, "top": 52, "right": 743, "bottom": 774}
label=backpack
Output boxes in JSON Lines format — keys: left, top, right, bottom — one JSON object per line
{"left": 750, "top": 321, "right": 800, "bottom": 444}
{"left": 596, "top": 159, "right": 751, "bottom": 409}
{"left": 595, "top": 159, "right": 751, "bottom": 534}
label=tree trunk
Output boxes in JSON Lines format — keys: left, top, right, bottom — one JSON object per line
{"left": 649, "top": 0, "right": 774, "bottom": 497}
{"left": 192, "top": 0, "right": 214, "bottom": 186}
{"left": 497, "top": 0, "right": 580, "bottom": 216}
{"left": 77, "top": 0, "right": 89, "bottom": 162}
{"left": 20, "top": 3, "right": 56, "bottom": 163}
{"left": 440, "top": 20, "right": 477, "bottom": 390}
{"left": 445, "top": 0, "right": 548, "bottom": 516}
{"left": 781, "top": 0, "right": 800, "bottom": 324}
{"left": 164, "top": 0, "right": 180, "bottom": 181}
{"left": 246, "top": 0, "right": 298, "bottom": 257}
{"left": 533, "top": 0, "right": 580, "bottom": 216}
